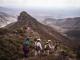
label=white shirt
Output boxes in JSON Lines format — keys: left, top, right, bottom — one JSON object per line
{"left": 36, "top": 42, "right": 42, "bottom": 50}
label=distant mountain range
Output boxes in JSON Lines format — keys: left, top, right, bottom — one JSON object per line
{"left": 42, "top": 17, "right": 80, "bottom": 41}
{"left": 0, "top": 7, "right": 19, "bottom": 27}
{"left": 0, "top": 12, "right": 17, "bottom": 27}
{"left": 43, "top": 17, "right": 80, "bottom": 31}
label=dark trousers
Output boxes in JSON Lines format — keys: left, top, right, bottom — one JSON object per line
{"left": 23, "top": 46, "right": 29, "bottom": 58}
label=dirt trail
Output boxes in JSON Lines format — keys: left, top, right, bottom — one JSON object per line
{"left": 19, "top": 54, "right": 56, "bottom": 60}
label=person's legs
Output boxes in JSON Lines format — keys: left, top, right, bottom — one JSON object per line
{"left": 47, "top": 50, "right": 50, "bottom": 55}
{"left": 23, "top": 49, "right": 29, "bottom": 57}
{"left": 23, "top": 46, "right": 27, "bottom": 57}
{"left": 44, "top": 50, "right": 49, "bottom": 55}
{"left": 35, "top": 50, "right": 38, "bottom": 56}
{"left": 38, "top": 50, "right": 41, "bottom": 56}
{"left": 43, "top": 49, "right": 46, "bottom": 55}
{"left": 26, "top": 49, "right": 29, "bottom": 57}
{"left": 23, "top": 46, "right": 29, "bottom": 58}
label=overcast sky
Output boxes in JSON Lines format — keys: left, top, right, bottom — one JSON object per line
{"left": 0, "top": 0, "right": 80, "bottom": 20}
{"left": 0, "top": 0, "right": 80, "bottom": 9}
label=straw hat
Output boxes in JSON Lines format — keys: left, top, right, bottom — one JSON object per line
{"left": 48, "top": 40, "right": 51, "bottom": 42}
{"left": 37, "top": 38, "right": 41, "bottom": 41}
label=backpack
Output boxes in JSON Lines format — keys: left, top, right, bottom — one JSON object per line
{"left": 35, "top": 42, "right": 41, "bottom": 51}
{"left": 45, "top": 44, "right": 50, "bottom": 50}
{"left": 35, "top": 45, "right": 41, "bottom": 51}
{"left": 23, "top": 38, "right": 30, "bottom": 47}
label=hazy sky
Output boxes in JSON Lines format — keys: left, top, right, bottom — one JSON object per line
{"left": 0, "top": 0, "right": 80, "bottom": 9}
{"left": 0, "top": 0, "right": 80, "bottom": 20}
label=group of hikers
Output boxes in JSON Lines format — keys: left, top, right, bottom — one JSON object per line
{"left": 18, "top": 26, "right": 78, "bottom": 60}
{"left": 19, "top": 26, "right": 55, "bottom": 57}
{"left": 22, "top": 37, "right": 55, "bottom": 58}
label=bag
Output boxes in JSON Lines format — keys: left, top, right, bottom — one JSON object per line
{"left": 35, "top": 46, "right": 41, "bottom": 51}
{"left": 23, "top": 38, "right": 30, "bottom": 46}
{"left": 45, "top": 45, "right": 50, "bottom": 50}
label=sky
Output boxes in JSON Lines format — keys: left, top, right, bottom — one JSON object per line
{"left": 0, "top": 0, "right": 80, "bottom": 9}
{"left": 0, "top": 0, "right": 80, "bottom": 20}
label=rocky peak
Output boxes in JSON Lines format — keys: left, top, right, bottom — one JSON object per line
{"left": 18, "top": 11, "right": 33, "bottom": 22}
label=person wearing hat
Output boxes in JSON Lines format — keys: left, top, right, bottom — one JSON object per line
{"left": 44, "top": 41, "right": 51, "bottom": 55}
{"left": 48, "top": 40, "right": 55, "bottom": 53}
{"left": 34, "top": 38, "right": 43, "bottom": 56}
{"left": 48, "top": 40, "right": 51, "bottom": 42}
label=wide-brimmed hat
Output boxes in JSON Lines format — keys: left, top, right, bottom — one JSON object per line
{"left": 37, "top": 38, "right": 41, "bottom": 41}
{"left": 48, "top": 40, "right": 51, "bottom": 42}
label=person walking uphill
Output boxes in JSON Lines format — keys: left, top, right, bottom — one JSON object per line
{"left": 44, "top": 40, "right": 55, "bottom": 55}
{"left": 23, "top": 37, "right": 31, "bottom": 58}
{"left": 44, "top": 42, "right": 50, "bottom": 55}
{"left": 48, "top": 40, "right": 55, "bottom": 53}
{"left": 34, "top": 38, "right": 43, "bottom": 56}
